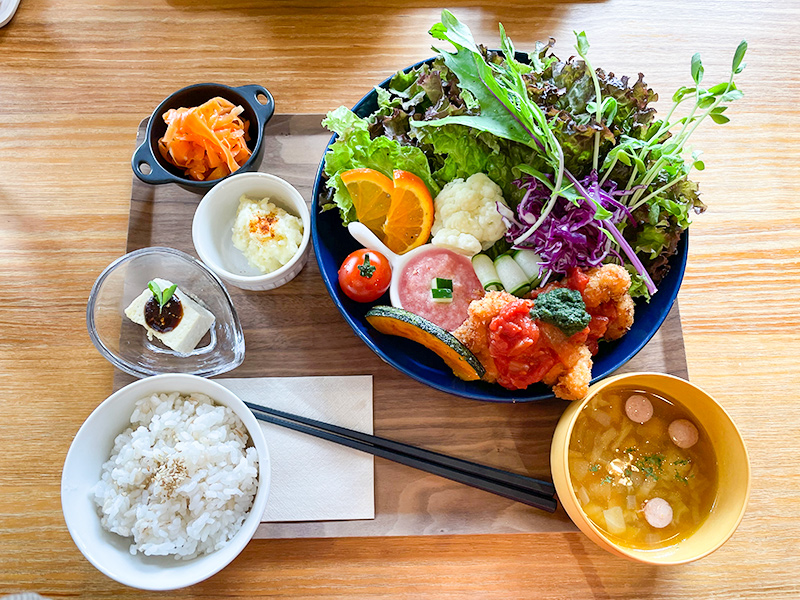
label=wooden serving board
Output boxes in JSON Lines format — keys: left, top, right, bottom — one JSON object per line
{"left": 119, "top": 114, "right": 689, "bottom": 539}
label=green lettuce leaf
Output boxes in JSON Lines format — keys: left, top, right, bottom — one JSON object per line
{"left": 321, "top": 107, "right": 439, "bottom": 225}
{"left": 415, "top": 12, "right": 554, "bottom": 154}
{"left": 415, "top": 124, "right": 540, "bottom": 205}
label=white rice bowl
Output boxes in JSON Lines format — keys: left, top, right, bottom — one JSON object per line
{"left": 61, "top": 374, "right": 271, "bottom": 590}
{"left": 92, "top": 392, "right": 259, "bottom": 559}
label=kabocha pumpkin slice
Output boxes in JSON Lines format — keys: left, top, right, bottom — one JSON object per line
{"left": 365, "top": 306, "right": 485, "bottom": 381}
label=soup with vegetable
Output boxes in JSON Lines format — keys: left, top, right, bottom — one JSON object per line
{"left": 568, "top": 387, "right": 718, "bottom": 549}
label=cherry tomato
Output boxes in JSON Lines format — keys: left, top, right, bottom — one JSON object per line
{"left": 338, "top": 249, "right": 392, "bottom": 303}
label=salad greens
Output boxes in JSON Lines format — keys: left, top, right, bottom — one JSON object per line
{"left": 320, "top": 10, "right": 747, "bottom": 299}
{"left": 321, "top": 107, "right": 440, "bottom": 225}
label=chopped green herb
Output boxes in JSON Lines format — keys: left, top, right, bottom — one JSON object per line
{"left": 644, "top": 454, "right": 666, "bottom": 469}
{"left": 674, "top": 471, "right": 695, "bottom": 485}
{"left": 601, "top": 475, "right": 613, "bottom": 484}
{"left": 148, "top": 280, "right": 177, "bottom": 311}
{"left": 624, "top": 447, "right": 637, "bottom": 454}
{"left": 672, "top": 458, "right": 691, "bottom": 466}
{"left": 589, "top": 464, "right": 600, "bottom": 473}
{"left": 634, "top": 453, "right": 666, "bottom": 481}
{"left": 639, "top": 466, "right": 658, "bottom": 480}
{"left": 624, "top": 468, "right": 632, "bottom": 477}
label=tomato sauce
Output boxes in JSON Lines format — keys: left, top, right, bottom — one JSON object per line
{"left": 488, "top": 299, "right": 556, "bottom": 390}
{"left": 488, "top": 268, "right": 618, "bottom": 389}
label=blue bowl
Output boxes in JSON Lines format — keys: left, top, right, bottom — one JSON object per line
{"left": 311, "top": 59, "right": 687, "bottom": 402}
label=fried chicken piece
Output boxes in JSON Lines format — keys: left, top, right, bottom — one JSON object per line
{"left": 454, "top": 265, "right": 635, "bottom": 401}
{"left": 550, "top": 345, "right": 592, "bottom": 401}
{"left": 453, "top": 290, "right": 528, "bottom": 383}
{"left": 583, "top": 264, "right": 631, "bottom": 309}
{"left": 606, "top": 294, "right": 635, "bottom": 340}
{"left": 583, "top": 264, "right": 634, "bottom": 341}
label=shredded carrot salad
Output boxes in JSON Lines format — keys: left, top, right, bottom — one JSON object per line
{"left": 158, "top": 97, "right": 252, "bottom": 181}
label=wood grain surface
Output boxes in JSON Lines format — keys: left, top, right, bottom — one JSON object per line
{"left": 1, "top": 0, "right": 799, "bottom": 598}
{"left": 121, "top": 114, "right": 687, "bottom": 540}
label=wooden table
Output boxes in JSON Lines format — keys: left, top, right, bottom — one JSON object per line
{"left": 1, "top": 0, "right": 798, "bottom": 597}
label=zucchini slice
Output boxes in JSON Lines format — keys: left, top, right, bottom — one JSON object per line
{"left": 365, "top": 306, "right": 485, "bottom": 382}
{"left": 512, "top": 249, "right": 543, "bottom": 286}
{"left": 493, "top": 254, "right": 531, "bottom": 297}
{"left": 471, "top": 253, "right": 503, "bottom": 291}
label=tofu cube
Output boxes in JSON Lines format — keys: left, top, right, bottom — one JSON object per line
{"left": 124, "top": 278, "right": 216, "bottom": 354}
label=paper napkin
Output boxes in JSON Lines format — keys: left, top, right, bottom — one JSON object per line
{"left": 218, "top": 376, "right": 375, "bottom": 522}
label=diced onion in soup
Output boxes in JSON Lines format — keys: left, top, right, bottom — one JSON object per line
{"left": 671, "top": 500, "right": 690, "bottom": 523}
{"left": 571, "top": 459, "right": 589, "bottom": 480}
{"left": 611, "top": 422, "right": 634, "bottom": 451}
{"left": 583, "top": 503, "right": 604, "bottom": 523}
{"left": 603, "top": 506, "right": 627, "bottom": 535}
{"left": 589, "top": 481, "right": 611, "bottom": 502}
{"left": 590, "top": 429, "right": 617, "bottom": 462}
{"left": 639, "top": 478, "right": 657, "bottom": 496}
{"left": 590, "top": 410, "right": 612, "bottom": 428}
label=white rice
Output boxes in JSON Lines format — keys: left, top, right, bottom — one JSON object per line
{"left": 92, "top": 392, "right": 259, "bottom": 560}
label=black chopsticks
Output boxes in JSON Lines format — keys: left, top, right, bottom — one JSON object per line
{"left": 244, "top": 401, "right": 558, "bottom": 513}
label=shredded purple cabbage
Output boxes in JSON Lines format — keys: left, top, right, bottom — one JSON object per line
{"left": 502, "top": 171, "right": 638, "bottom": 279}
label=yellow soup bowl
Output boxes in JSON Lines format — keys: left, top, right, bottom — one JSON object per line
{"left": 550, "top": 372, "right": 750, "bottom": 564}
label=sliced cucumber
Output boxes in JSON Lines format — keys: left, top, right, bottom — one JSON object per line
{"left": 494, "top": 254, "right": 531, "bottom": 297}
{"left": 431, "top": 288, "right": 453, "bottom": 303}
{"left": 512, "top": 249, "right": 543, "bottom": 286}
{"left": 430, "top": 279, "right": 454, "bottom": 304}
{"left": 471, "top": 254, "right": 503, "bottom": 291}
{"left": 432, "top": 277, "right": 453, "bottom": 291}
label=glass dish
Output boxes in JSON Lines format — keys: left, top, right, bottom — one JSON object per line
{"left": 87, "top": 247, "right": 245, "bottom": 378}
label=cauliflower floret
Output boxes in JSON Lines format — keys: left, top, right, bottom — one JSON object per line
{"left": 430, "top": 230, "right": 483, "bottom": 256}
{"left": 430, "top": 173, "right": 508, "bottom": 256}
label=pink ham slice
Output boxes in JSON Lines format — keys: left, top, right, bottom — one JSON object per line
{"left": 669, "top": 419, "right": 699, "bottom": 449}
{"left": 643, "top": 497, "right": 673, "bottom": 529}
{"left": 624, "top": 393, "right": 653, "bottom": 424}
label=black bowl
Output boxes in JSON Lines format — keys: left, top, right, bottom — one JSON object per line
{"left": 132, "top": 83, "right": 275, "bottom": 193}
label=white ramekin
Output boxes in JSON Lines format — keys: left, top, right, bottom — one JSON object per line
{"left": 192, "top": 172, "right": 311, "bottom": 291}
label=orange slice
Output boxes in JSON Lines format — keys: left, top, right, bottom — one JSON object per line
{"left": 340, "top": 168, "right": 434, "bottom": 255}
{"left": 341, "top": 168, "right": 394, "bottom": 235}
{"left": 383, "top": 169, "right": 435, "bottom": 254}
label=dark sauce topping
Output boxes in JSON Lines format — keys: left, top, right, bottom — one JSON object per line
{"left": 145, "top": 295, "right": 183, "bottom": 333}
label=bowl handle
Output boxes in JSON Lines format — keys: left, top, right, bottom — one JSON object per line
{"left": 131, "top": 133, "right": 176, "bottom": 185}
{"left": 347, "top": 222, "right": 401, "bottom": 267}
{"left": 236, "top": 84, "right": 276, "bottom": 126}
